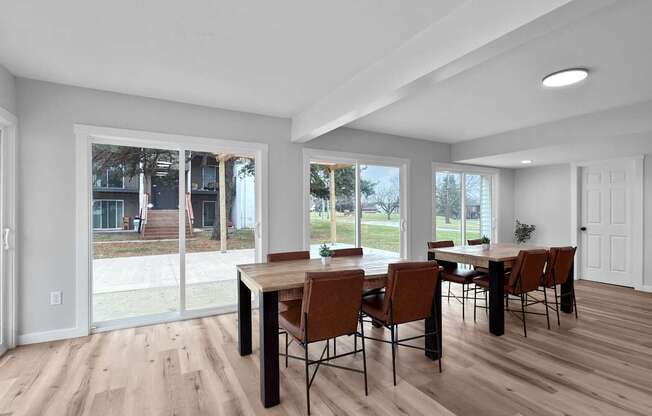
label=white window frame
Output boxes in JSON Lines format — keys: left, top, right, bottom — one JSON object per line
{"left": 432, "top": 163, "right": 499, "bottom": 245}
{"left": 302, "top": 148, "right": 410, "bottom": 258}
{"left": 0, "top": 107, "right": 17, "bottom": 352}
{"left": 92, "top": 199, "right": 125, "bottom": 230}
{"left": 202, "top": 200, "right": 216, "bottom": 228}
{"left": 201, "top": 165, "right": 217, "bottom": 190}
{"left": 75, "top": 124, "right": 268, "bottom": 334}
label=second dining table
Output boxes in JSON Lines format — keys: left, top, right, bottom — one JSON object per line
{"left": 429, "top": 243, "right": 576, "bottom": 336}
{"left": 237, "top": 254, "right": 443, "bottom": 408}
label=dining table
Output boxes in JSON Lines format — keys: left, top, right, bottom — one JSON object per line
{"left": 236, "top": 254, "right": 443, "bottom": 408}
{"left": 428, "top": 243, "right": 575, "bottom": 336}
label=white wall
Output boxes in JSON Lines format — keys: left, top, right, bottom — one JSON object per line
{"left": 16, "top": 78, "right": 482, "bottom": 340}
{"left": 0, "top": 65, "right": 16, "bottom": 114}
{"left": 497, "top": 169, "right": 515, "bottom": 244}
{"left": 513, "top": 164, "right": 571, "bottom": 246}
{"left": 644, "top": 155, "right": 652, "bottom": 289}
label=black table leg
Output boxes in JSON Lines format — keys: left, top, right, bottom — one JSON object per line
{"left": 561, "top": 262, "right": 574, "bottom": 313}
{"left": 259, "top": 290, "right": 280, "bottom": 408}
{"left": 488, "top": 261, "right": 505, "bottom": 336}
{"left": 237, "top": 271, "right": 252, "bottom": 356}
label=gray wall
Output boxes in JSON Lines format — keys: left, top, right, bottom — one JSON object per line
{"left": 514, "top": 164, "right": 571, "bottom": 246}
{"left": 17, "top": 78, "right": 488, "bottom": 338}
{"left": 645, "top": 155, "right": 652, "bottom": 288}
{"left": 0, "top": 65, "right": 16, "bottom": 114}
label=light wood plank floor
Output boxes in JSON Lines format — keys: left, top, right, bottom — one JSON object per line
{"left": 1, "top": 281, "right": 651, "bottom": 416}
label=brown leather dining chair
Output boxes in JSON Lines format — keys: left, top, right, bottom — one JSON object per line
{"left": 542, "top": 246, "right": 578, "bottom": 324}
{"left": 361, "top": 262, "right": 442, "bottom": 385}
{"left": 278, "top": 269, "right": 367, "bottom": 415}
{"left": 467, "top": 238, "right": 483, "bottom": 246}
{"left": 267, "top": 250, "right": 310, "bottom": 312}
{"left": 331, "top": 247, "right": 363, "bottom": 257}
{"left": 474, "top": 249, "right": 549, "bottom": 337}
{"left": 427, "top": 241, "right": 485, "bottom": 320}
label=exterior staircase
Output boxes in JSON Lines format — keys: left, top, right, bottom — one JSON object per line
{"left": 141, "top": 209, "right": 193, "bottom": 240}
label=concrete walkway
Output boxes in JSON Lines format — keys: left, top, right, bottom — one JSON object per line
{"left": 93, "top": 249, "right": 255, "bottom": 293}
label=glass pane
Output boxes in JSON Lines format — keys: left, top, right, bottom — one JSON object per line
{"left": 92, "top": 144, "right": 180, "bottom": 322}
{"left": 360, "top": 165, "right": 400, "bottom": 259}
{"left": 434, "top": 171, "right": 462, "bottom": 246}
{"left": 480, "top": 175, "right": 492, "bottom": 238}
{"left": 107, "top": 166, "right": 124, "bottom": 188}
{"left": 309, "top": 162, "right": 356, "bottom": 256}
{"left": 185, "top": 151, "right": 256, "bottom": 310}
{"left": 464, "top": 174, "right": 482, "bottom": 243}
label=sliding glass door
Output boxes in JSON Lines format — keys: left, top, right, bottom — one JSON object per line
{"left": 90, "top": 138, "right": 262, "bottom": 330}
{"left": 307, "top": 152, "right": 407, "bottom": 259}
{"left": 434, "top": 167, "right": 495, "bottom": 246}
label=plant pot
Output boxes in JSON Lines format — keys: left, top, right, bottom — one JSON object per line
{"left": 321, "top": 256, "right": 332, "bottom": 265}
{"left": 482, "top": 243, "right": 490, "bottom": 250}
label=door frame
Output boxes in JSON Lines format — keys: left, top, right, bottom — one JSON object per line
{"left": 302, "top": 148, "right": 410, "bottom": 258}
{"left": 75, "top": 124, "right": 268, "bottom": 334}
{"left": 432, "top": 162, "right": 499, "bottom": 245}
{"left": 570, "top": 155, "right": 644, "bottom": 289}
{"left": 0, "top": 106, "right": 17, "bottom": 352}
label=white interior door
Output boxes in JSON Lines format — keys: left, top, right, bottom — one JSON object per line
{"left": 0, "top": 128, "right": 6, "bottom": 355}
{"left": 580, "top": 160, "right": 635, "bottom": 287}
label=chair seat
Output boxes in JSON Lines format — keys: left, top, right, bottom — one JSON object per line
{"left": 442, "top": 268, "right": 485, "bottom": 284}
{"left": 361, "top": 293, "right": 387, "bottom": 322}
{"left": 279, "top": 305, "right": 303, "bottom": 341}
{"left": 278, "top": 299, "right": 301, "bottom": 313}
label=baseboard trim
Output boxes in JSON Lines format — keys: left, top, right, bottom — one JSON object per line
{"left": 18, "top": 327, "right": 88, "bottom": 345}
{"left": 638, "top": 285, "right": 652, "bottom": 293}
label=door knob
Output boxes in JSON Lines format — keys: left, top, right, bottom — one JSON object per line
{"left": 580, "top": 226, "right": 587, "bottom": 231}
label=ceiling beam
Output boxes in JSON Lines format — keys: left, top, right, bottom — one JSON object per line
{"left": 291, "top": 0, "right": 616, "bottom": 143}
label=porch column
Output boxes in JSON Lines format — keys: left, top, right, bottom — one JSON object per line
{"left": 330, "top": 166, "right": 336, "bottom": 244}
{"left": 219, "top": 155, "right": 228, "bottom": 252}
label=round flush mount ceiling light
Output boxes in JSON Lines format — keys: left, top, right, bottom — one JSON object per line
{"left": 542, "top": 68, "right": 588, "bottom": 88}
{"left": 521, "top": 160, "right": 533, "bottom": 165}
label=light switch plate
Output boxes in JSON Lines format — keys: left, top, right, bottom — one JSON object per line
{"left": 50, "top": 291, "right": 62, "bottom": 305}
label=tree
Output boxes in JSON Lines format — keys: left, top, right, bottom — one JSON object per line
{"left": 436, "top": 173, "right": 460, "bottom": 224}
{"left": 309, "top": 164, "right": 375, "bottom": 214}
{"left": 373, "top": 178, "right": 400, "bottom": 220}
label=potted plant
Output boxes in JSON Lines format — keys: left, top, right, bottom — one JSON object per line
{"left": 480, "top": 235, "right": 491, "bottom": 250}
{"left": 514, "top": 220, "right": 536, "bottom": 244}
{"left": 319, "top": 243, "right": 332, "bottom": 265}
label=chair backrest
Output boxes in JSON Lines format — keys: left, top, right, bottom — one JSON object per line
{"left": 467, "top": 238, "right": 483, "bottom": 246}
{"left": 267, "top": 250, "right": 310, "bottom": 262}
{"left": 301, "top": 269, "right": 365, "bottom": 343}
{"left": 331, "top": 247, "right": 363, "bottom": 257}
{"left": 427, "top": 240, "right": 454, "bottom": 249}
{"left": 383, "top": 262, "right": 440, "bottom": 325}
{"left": 543, "top": 246, "right": 576, "bottom": 286}
{"left": 508, "top": 250, "right": 548, "bottom": 293}
{"left": 427, "top": 241, "right": 456, "bottom": 269}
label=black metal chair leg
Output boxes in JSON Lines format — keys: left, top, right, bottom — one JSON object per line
{"left": 333, "top": 337, "right": 336, "bottom": 356}
{"left": 447, "top": 281, "right": 451, "bottom": 303}
{"left": 354, "top": 333, "right": 357, "bottom": 354}
{"left": 391, "top": 324, "right": 397, "bottom": 386}
{"left": 359, "top": 314, "right": 369, "bottom": 396}
{"left": 543, "top": 287, "right": 551, "bottom": 330}
{"left": 573, "top": 287, "right": 578, "bottom": 319}
{"left": 285, "top": 332, "right": 289, "bottom": 368}
{"left": 553, "top": 284, "right": 560, "bottom": 326}
{"left": 304, "top": 342, "right": 310, "bottom": 415}
{"left": 461, "top": 284, "right": 465, "bottom": 320}
{"left": 520, "top": 293, "right": 527, "bottom": 337}
{"left": 473, "top": 286, "right": 477, "bottom": 321}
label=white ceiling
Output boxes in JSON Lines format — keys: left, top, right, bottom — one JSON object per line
{"left": 349, "top": 0, "right": 652, "bottom": 143}
{"left": 0, "top": 0, "right": 460, "bottom": 117}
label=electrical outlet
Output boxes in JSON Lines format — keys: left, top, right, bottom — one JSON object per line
{"left": 50, "top": 291, "right": 62, "bottom": 305}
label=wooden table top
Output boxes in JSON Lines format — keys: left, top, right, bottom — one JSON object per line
{"left": 237, "top": 254, "right": 411, "bottom": 293}
{"left": 430, "top": 243, "right": 547, "bottom": 268}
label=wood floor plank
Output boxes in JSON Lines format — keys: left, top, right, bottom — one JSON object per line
{"left": 0, "top": 281, "right": 651, "bottom": 415}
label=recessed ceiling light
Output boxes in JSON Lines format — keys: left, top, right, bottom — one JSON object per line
{"left": 542, "top": 68, "right": 588, "bottom": 88}
{"left": 521, "top": 160, "right": 533, "bottom": 165}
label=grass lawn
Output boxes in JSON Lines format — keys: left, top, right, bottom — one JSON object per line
{"left": 434, "top": 215, "right": 481, "bottom": 245}
{"left": 93, "top": 229, "right": 255, "bottom": 259}
{"left": 310, "top": 212, "right": 399, "bottom": 253}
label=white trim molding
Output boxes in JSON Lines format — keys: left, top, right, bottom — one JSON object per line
{"left": 302, "top": 148, "right": 411, "bottom": 258}
{"left": 0, "top": 107, "right": 18, "bottom": 350}
{"left": 570, "top": 155, "right": 644, "bottom": 288}
{"left": 74, "top": 124, "right": 269, "bottom": 335}
{"left": 18, "top": 326, "right": 88, "bottom": 346}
